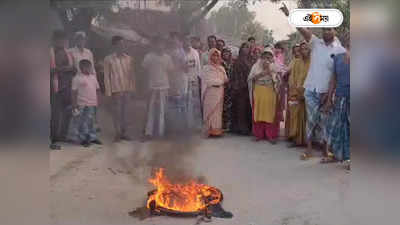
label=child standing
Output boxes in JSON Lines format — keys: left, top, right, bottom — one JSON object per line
{"left": 71, "top": 59, "right": 102, "bottom": 147}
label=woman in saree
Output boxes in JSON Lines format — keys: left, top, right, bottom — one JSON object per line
{"left": 248, "top": 48, "right": 280, "bottom": 144}
{"left": 231, "top": 42, "right": 253, "bottom": 135}
{"left": 287, "top": 42, "right": 311, "bottom": 147}
{"left": 201, "top": 48, "right": 229, "bottom": 137}
{"left": 221, "top": 48, "right": 234, "bottom": 131}
{"left": 284, "top": 44, "right": 301, "bottom": 137}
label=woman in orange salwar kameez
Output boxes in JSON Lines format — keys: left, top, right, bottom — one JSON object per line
{"left": 201, "top": 48, "right": 229, "bottom": 137}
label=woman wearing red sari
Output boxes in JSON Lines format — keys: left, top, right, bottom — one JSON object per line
{"left": 201, "top": 48, "right": 229, "bottom": 137}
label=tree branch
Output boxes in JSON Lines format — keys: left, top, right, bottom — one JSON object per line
{"left": 197, "top": 0, "right": 214, "bottom": 12}
{"left": 179, "top": 0, "right": 213, "bottom": 17}
{"left": 186, "top": 0, "right": 219, "bottom": 28}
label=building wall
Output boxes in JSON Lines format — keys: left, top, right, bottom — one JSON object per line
{"left": 119, "top": 0, "right": 170, "bottom": 11}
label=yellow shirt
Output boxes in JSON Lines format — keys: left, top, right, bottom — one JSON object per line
{"left": 103, "top": 53, "right": 136, "bottom": 96}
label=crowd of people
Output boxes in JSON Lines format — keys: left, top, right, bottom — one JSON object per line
{"left": 50, "top": 21, "right": 350, "bottom": 169}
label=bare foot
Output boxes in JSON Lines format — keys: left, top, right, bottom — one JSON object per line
{"left": 113, "top": 135, "right": 121, "bottom": 143}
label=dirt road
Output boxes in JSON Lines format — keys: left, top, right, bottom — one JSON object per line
{"left": 50, "top": 132, "right": 351, "bottom": 225}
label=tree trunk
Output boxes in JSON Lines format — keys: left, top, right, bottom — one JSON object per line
{"left": 71, "top": 8, "right": 94, "bottom": 33}
{"left": 54, "top": 8, "right": 72, "bottom": 32}
{"left": 53, "top": 8, "right": 94, "bottom": 35}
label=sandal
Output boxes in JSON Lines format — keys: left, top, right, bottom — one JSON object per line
{"left": 50, "top": 143, "right": 61, "bottom": 150}
{"left": 344, "top": 160, "right": 351, "bottom": 171}
{"left": 324, "top": 151, "right": 334, "bottom": 158}
{"left": 268, "top": 139, "right": 277, "bottom": 145}
{"left": 300, "top": 152, "right": 312, "bottom": 160}
{"left": 320, "top": 156, "right": 339, "bottom": 164}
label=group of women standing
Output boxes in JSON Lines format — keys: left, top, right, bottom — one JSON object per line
{"left": 201, "top": 42, "right": 284, "bottom": 144}
{"left": 200, "top": 37, "right": 350, "bottom": 169}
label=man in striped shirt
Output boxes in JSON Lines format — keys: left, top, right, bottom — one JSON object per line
{"left": 104, "top": 36, "right": 136, "bottom": 142}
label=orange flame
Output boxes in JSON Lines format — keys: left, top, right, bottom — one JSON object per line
{"left": 147, "top": 168, "right": 222, "bottom": 212}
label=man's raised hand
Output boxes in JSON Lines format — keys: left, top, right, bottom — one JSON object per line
{"left": 279, "top": 2, "right": 290, "bottom": 17}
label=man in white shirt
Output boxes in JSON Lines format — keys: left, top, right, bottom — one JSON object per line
{"left": 69, "top": 31, "right": 96, "bottom": 74}
{"left": 280, "top": 5, "right": 346, "bottom": 159}
{"left": 167, "top": 32, "right": 186, "bottom": 97}
{"left": 302, "top": 29, "right": 346, "bottom": 159}
{"left": 182, "top": 37, "right": 202, "bottom": 129}
{"left": 302, "top": 28, "right": 346, "bottom": 158}
{"left": 142, "top": 37, "right": 174, "bottom": 139}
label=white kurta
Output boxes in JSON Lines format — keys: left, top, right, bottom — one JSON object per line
{"left": 183, "top": 47, "right": 202, "bottom": 129}
{"left": 69, "top": 47, "right": 96, "bottom": 74}
{"left": 142, "top": 52, "right": 174, "bottom": 136}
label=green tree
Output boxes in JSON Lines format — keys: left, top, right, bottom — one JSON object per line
{"left": 51, "top": 0, "right": 349, "bottom": 43}
{"left": 241, "top": 21, "right": 264, "bottom": 42}
{"left": 209, "top": 2, "right": 275, "bottom": 46}
{"left": 50, "top": 0, "right": 117, "bottom": 33}
{"left": 209, "top": 3, "right": 256, "bottom": 39}
{"left": 263, "top": 29, "right": 275, "bottom": 46}
{"left": 283, "top": 31, "right": 303, "bottom": 62}
{"left": 331, "top": 0, "right": 350, "bottom": 42}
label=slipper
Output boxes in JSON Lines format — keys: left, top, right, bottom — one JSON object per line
{"left": 320, "top": 157, "right": 339, "bottom": 164}
{"left": 81, "top": 140, "right": 91, "bottom": 148}
{"left": 324, "top": 151, "right": 334, "bottom": 158}
{"left": 300, "top": 152, "right": 312, "bottom": 160}
{"left": 344, "top": 160, "right": 351, "bottom": 171}
{"left": 50, "top": 143, "right": 61, "bottom": 150}
{"left": 268, "top": 139, "right": 277, "bottom": 145}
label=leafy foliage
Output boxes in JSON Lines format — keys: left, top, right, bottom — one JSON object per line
{"left": 209, "top": 2, "right": 274, "bottom": 46}
{"left": 51, "top": 0, "right": 349, "bottom": 44}
{"left": 263, "top": 29, "right": 275, "bottom": 46}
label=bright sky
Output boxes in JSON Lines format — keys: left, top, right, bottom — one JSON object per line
{"left": 211, "top": 0, "right": 298, "bottom": 41}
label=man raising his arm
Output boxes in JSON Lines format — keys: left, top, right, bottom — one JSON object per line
{"left": 280, "top": 4, "right": 346, "bottom": 160}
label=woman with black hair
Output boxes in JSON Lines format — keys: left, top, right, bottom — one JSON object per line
{"left": 230, "top": 42, "right": 254, "bottom": 135}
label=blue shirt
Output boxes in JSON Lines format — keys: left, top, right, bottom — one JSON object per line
{"left": 333, "top": 53, "right": 350, "bottom": 97}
